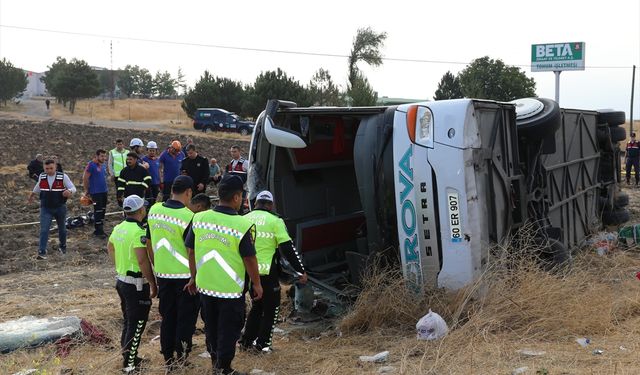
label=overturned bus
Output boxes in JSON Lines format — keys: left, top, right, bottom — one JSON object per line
{"left": 247, "top": 98, "right": 628, "bottom": 296}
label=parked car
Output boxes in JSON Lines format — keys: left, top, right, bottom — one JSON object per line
{"left": 192, "top": 108, "right": 254, "bottom": 135}
{"left": 247, "top": 98, "right": 627, "bottom": 298}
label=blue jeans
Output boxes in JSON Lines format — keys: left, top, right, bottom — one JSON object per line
{"left": 39, "top": 204, "right": 67, "bottom": 255}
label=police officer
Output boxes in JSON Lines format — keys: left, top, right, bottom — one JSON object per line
{"left": 626, "top": 132, "right": 640, "bottom": 185}
{"left": 107, "top": 195, "right": 156, "bottom": 373}
{"left": 146, "top": 175, "right": 199, "bottom": 370}
{"left": 185, "top": 174, "right": 263, "bottom": 375}
{"left": 239, "top": 190, "right": 307, "bottom": 353}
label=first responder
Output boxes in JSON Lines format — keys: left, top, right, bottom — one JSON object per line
{"left": 117, "top": 152, "right": 151, "bottom": 207}
{"left": 626, "top": 132, "right": 640, "bottom": 185}
{"left": 107, "top": 195, "right": 156, "bottom": 373}
{"left": 239, "top": 190, "right": 307, "bottom": 353}
{"left": 184, "top": 174, "right": 263, "bottom": 375}
{"left": 146, "top": 175, "right": 199, "bottom": 370}
{"left": 108, "top": 139, "right": 128, "bottom": 196}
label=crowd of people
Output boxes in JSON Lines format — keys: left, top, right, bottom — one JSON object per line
{"left": 26, "top": 137, "right": 307, "bottom": 375}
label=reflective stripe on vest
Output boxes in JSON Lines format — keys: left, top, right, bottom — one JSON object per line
{"left": 244, "top": 210, "right": 288, "bottom": 275}
{"left": 110, "top": 148, "right": 127, "bottom": 177}
{"left": 110, "top": 221, "right": 146, "bottom": 276}
{"left": 192, "top": 210, "right": 253, "bottom": 298}
{"left": 148, "top": 204, "right": 193, "bottom": 279}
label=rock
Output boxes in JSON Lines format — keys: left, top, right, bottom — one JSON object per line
{"left": 516, "top": 349, "right": 545, "bottom": 357}
{"left": 359, "top": 351, "right": 389, "bottom": 363}
{"left": 512, "top": 367, "right": 529, "bottom": 375}
{"left": 250, "top": 370, "right": 275, "bottom": 375}
{"left": 377, "top": 366, "right": 397, "bottom": 373}
{"left": 198, "top": 351, "right": 211, "bottom": 358}
{"left": 12, "top": 370, "right": 37, "bottom": 375}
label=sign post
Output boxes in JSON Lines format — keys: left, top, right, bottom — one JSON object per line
{"left": 531, "top": 42, "right": 585, "bottom": 104}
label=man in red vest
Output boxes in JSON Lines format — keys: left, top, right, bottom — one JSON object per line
{"left": 626, "top": 132, "right": 640, "bottom": 185}
{"left": 28, "top": 158, "right": 77, "bottom": 259}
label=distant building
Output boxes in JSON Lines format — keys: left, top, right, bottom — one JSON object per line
{"left": 22, "top": 71, "right": 47, "bottom": 98}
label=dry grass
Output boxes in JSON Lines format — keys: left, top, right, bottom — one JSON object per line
{"left": 51, "top": 99, "right": 186, "bottom": 122}
{"left": 3, "top": 222, "right": 640, "bottom": 374}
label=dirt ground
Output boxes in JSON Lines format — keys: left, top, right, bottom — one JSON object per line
{"left": 2, "top": 115, "right": 640, "bottom": 375}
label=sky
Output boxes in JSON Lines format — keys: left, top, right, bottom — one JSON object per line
{"left": 1, "top": 0, "right": 639, "bottom": 116}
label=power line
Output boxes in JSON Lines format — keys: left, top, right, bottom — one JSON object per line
{"left": 0, "top": 23, "right": 636, "bottom": 69}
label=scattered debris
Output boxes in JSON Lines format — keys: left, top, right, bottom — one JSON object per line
{"left": 575, "top": 337, "right": 590, "bottom": 347}
{"left": 273, "top": 327, "right": 286, "bottom": 335}
{"left": 359, "top": 351, "right": 389, "bottom": 363}
{"left": 377, "top": 366, "right": 397, "bottom": 373}
{"left": 416, "top": 310, "right": 448, "bottom": 340}
{"left": 516, "top": 349, "right": 546, "bottom": 357}
{"left": 619, "top": 346, "right": 628, "bottom": 351}
{"left": 250, "top": 370, "right": 275, "bottom": 375}
{"left": 11, "top": 370, "right": 37, "bottom": 375}
{"left": 592, "top": 349, "right": 604, "bottom": 355}
{"left": 586, "top": 232, "right": 617, "bottom": 255}
{"left": 198, "top": 351, "right": 211, "bottom": 358}
{"left": 150, "top": 335, "right": 160, "bottom": 343}
{"left": 512, "top": 367, "right": 529, "bottom": 375}
{"left": 618, "top": 224, "right": 640, "bottom": 245}
{"left": 0, "top": 316, "right": 81, "bottom": 353}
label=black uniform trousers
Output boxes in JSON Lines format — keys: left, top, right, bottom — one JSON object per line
{"left": 146, "top": 184, "right": 160, "bottom": 205}
{"left": 626, "top": 157, "right": 640, "bottom": 184}
{"left": 158, "top": 278, "right": 200, "bottom": 361}
{"left": 116, "top": 280, "right": 152, "bottom": 369}
{"left": 241, "top": 273, "right": 280, "bottom": 349}
{"left": 91, "top": 192, "right": 108, "bottom": 233}
{"left": 161, "top": 182, "right": 172, "bottom": 202}
{"left": 200, "top": 294, "right": 245, "bottom": 370}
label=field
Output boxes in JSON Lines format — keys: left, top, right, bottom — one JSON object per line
{"left": 49, "top": 99, "right": 188, "bottom": 125}
{"left": 2, "top": 114, "right": 640, "bottom": 374}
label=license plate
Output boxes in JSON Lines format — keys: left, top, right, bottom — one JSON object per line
{"left": 447, "top": 192, "right": 462, "bottom": 243}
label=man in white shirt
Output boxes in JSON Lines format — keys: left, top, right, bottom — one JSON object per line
{"left": 28, "top": 159, "right": 76, "bottom": 259}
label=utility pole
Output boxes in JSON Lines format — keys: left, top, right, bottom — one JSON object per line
{"left": 631, "top": 65, "right": 636, "bottom": 135}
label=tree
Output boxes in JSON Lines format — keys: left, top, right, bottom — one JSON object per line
{"left": 41, "top": 57, "right": 68, "bottom": 102}
{"left": 244, "top": 68, "right": 310, "bottom": 117}
{"left": 308, "top": 68, "right": 344, "bottom": 106}
{"left": 458, "top": 56, "right": 536, "bottom": 101}
{"left": 346, "top": 27, "right": 386, "bottom": 106}
{"left": 46, "top": 58, "right": 101, "bottom": 114}
{"left": 154, "top": 70, "right": 176, "bottom": 98}
{"left": 137, "top": 68, "right": 155, "bottom": 98}
{"left": 176, "top": 67, "right": 187, "bottom": 97}
{"left": 118, "top": 65, "right": 140, "bottom": 98}
{"left": 0, "top": 58, "right": 28, "bottom": 106}
{"left": 181, "top": 71, "right": 246, "bottom": 118}
{"left": 433, "top": 71, "right": 463, "bottom": 100}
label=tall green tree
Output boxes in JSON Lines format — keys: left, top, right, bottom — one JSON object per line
{"left": 154, "top": 70, "right": 176, "bottom": 98}
{"left": 244, "top": 68, "right": 310, "bottom": 117}
{"left": 0, "top": 58, "right": 28, "bottom": 106}
{"left": 41, "top": 57, "right": 68, "bottom": 102}
{"left": 46, "top": 58, "right": 101, "bottom": 114}
{"left": 137, "top": 68, "right": 155, "bottom": 98}
{"left": 176, "top": 67, "right": 187, "bottom": 97}
{"left": 181, "top": 71, "right": 246, "bottom": 118}
{"left": 347, "top": 27, "right": 386, "bottom": 106}
{"left": 308, "top": 68, "right": 343, "bottom": 106}
{"left": 458, "top": 56, "right": 536, "bottom": 101}
{"left": 433, "top": 71, "right": 464, "bottom": 100}
{"left": 118, "top": 65, "right": 140, "bottom": 98}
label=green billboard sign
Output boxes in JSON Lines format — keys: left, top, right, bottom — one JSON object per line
{"left": 531, "top": 42, "right": 585, "bottom": 72}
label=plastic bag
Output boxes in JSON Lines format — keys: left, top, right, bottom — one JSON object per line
{"left": 618, "top": 224, "right": 640, "bottom": 245}
{"left": 416, "top": 309, "right": 448, "bottom": 340}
